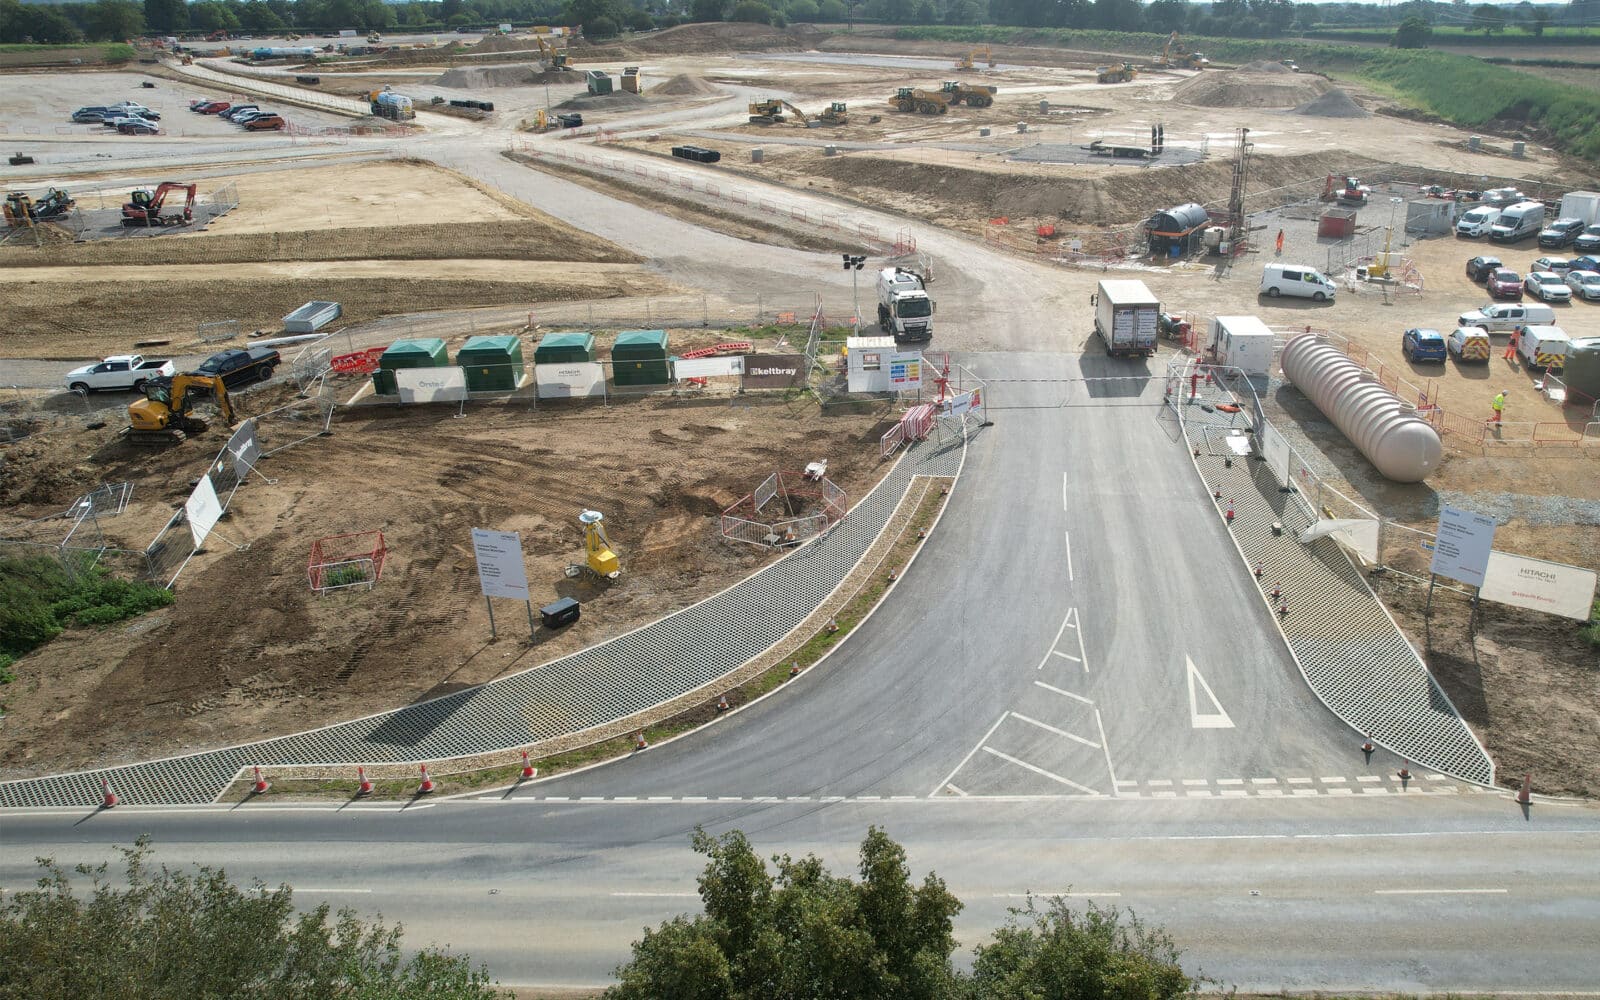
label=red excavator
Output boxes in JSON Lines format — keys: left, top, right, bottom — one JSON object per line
{"left": 121, "top": 181, "right": 196, "bottom": 227}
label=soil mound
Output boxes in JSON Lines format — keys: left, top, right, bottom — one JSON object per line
{"left": 435, "top": 64, "right": 541, "bottom": 88}
{"left": 648, "top": 73, "right": 722, "bottom": 96}
{"left": 1294, "top": 88, "right": 1368, "bottom": 118}
{"left": 473, "top": 34, "right": 544, "bottom": 54}
{"left": 1238, "top": 60, "right": 1294, "bottom": 74}
{"left": 629, "top": 22, "right": 823, "bottom": 54}
{"left": 556, "top": 90, "right": 649, "bottom": 110}
{"left": 1172, "top": 69, "right": 1329, "bottom": 108}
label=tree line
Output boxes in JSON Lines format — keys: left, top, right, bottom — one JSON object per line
{"left": 1, "top": 830, "right": 1194, "bottom": 1000}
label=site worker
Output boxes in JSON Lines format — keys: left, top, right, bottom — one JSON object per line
{"left": 1275, "top": 229, "right": 1285, "bottom": 255}
{"left": 1505, "top": 326, "right": 1521, "bottom": 361}
{"left": 1491, "top": 389, "right": 1507, "bottom": 424}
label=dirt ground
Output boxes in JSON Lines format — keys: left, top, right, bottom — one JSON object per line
{"left": 0, "top": 375, "right": 896, "bottom": 778}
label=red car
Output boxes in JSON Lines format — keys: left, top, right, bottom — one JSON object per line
{"left": 194, "top": 101, "right": 231, "bottom": 115}
{"left": 243, "top": 114, "right": 285, "bottom": 131}
{"left": 1487, "top": 268, "right": 1523, "bottom": 300}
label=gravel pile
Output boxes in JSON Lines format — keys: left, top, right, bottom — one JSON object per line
{"left": 1238, "top": 60, "right": 1295, "bottom": 74}
{"left": 1294, "top": 88, "right": 1369, "bottom": 118}
{"left": 648, "top": 74, "right": 721, "bottom": 96}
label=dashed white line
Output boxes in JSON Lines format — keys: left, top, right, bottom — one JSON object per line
{"left": 1320, "top": 776, "right": 1348, "bottom": 784}
{"left": 1217, "top": 778, "right": 1245, "bottom": 786}
{"left": 1051, "top": 650, "right": 1082, "bottom": 662}
{"left": 1064, "top": 529, "right": 1074, "bottom": 581}
{"left": 1012, "top": 712, "right": 1100, "bottom": 748}
{"left": 1035, "top": 608, "right": 1079, "bottom": 671}
{"left": 1034, "top": 680, "right": 1093, "bottom": 705}
{"left": 982, "top": 746, "right": 1102, "bottom": 796}
{"left": 1182, "top": 779, "right": 1210, "bottom": 787}
{"left": 1250, "top": 778, "right": 1279, "bottom": 785}
{"left": 1147, "top": 779, "right": 1172, "bottom": 787}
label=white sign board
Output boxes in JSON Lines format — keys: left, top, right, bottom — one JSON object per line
{"left": 888, "top": 352, "right": 923, "bottom": 388}
{"left": 674, "top": 355, "right": 744, "bottom": 380}
{"left": 1261, "top": 422, "right": 1291, "bottom": 488}
{"left": 1300, "top": 517, "right": 1379, "bottom": 565}
{"left": 535, "top": 361, "right": 605, "bottom": 399}
{"left": 1429, "top": 505, "right": 1497, "bottom": 588}
{"left": 1480, "top": 551, "right": 1597, "bottom": 621}
{"left": 185, "top": 474, "right": 223, "bottom": 548}
{"left": 397, "top": 367, "right": 468, "bottom": 404}
{"left": 226, "top": 418, "right": 260, "bottom": 471}
{"left": 943, "top": 390, "right": 976, "bottom": 418}
{"left": 470, "top": 528, "right": 529, "bottom": 601}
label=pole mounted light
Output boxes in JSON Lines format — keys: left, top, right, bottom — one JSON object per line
{"left": 842, "top": 255, "right": 866, "bottom": 328}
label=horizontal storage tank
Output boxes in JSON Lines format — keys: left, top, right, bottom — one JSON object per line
{"left": 534, "top": 332, "right": 596, "bottom": 364}
{"left": 456, "top": 334, "right": 524, "bottom": 392}
{"left": 1280, "top": 335, "right": 1442, "bottom": 484}
{"left": 372, "top": 337, "right": 449, "bottom": 396}
{"left": 611, "top": 330, "right": 670, "bottom": 386}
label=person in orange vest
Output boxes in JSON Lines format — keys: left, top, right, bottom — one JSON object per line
{"left": 1275, "top": 229, "right": 1285, "bottom": 255}
{"left": 1504, "top": 326, "right": 1521, "bottom": 362}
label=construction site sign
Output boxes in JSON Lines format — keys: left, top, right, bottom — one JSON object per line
{"left": 535, "top": 362, "right": 604, "bottom": 398}
{"left": 1429, "top": 505, "right": 1496, "bottom": 588}
{"left": 226, "top": 418, "right": 260, "bottom": 472}
{"left": 397, "top": 367, "right": 468, "bottom": 404}
{"left": 888, "top": 352, "right": 923, "bottom": 388}
{"left": 1480, "top": 552, "right": 1597, "bottom": 621}
{"left": 470, "top": 528, "right": 529, "bottom": 601}
{"left": 185, "top": 474, "right": 223, "bottom": 548}
{"left": 674, "top": 355, "right": 744, "bottom": 380}
{"left": 742, "top": 354, "right": 806, "bottom": 389}
{"left": 943, "top": 390, "right": 977, "bottom": 418}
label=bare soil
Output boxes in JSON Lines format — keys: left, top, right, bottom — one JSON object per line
{"left": 201, "top": 160, "right": 520, "bottom": 233}
{"left": 0, "top": 380, "right": 897, "bottom": 778}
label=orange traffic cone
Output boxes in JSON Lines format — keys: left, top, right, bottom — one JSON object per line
{"left": 826, "top": 617, "right": 839, "bottom": 634}
{"left": 1270, "top": 582, "right": 1281, "bottom": 601}
{"left": 357, "top": 767, "right": 373, "bottom": 796}
{"left": 1516, "top": 773, "right": 1531, "bottom": 805}
{"left": 789, "top": 661, "right": 801, "bottom": 678}
{"left": 1361, "top": 738, "right": 1375, "bottom": 763}
{"left": 252, "top": 766, "right": 270, "bottom": 795}
{"left": 888, "top": 567, "right": 898, "bottom": 582}
{"left": 1253, "top": 560, "right": 1263, "bottom": 579}
{"left": 417, "top": 765, "right": 435, "bottom": 794}
{"left": 521, "top": 751, "right": 536, "bottom": 780}
{"left": 101, "top": 778, "right": 118, "bottom": 809}
{"left": 634, "top": 731, "right": 648, "bottom": 751}
{"left": 1398, "top": 764, "right": 1412, "bottom": 787}
{"left": 716, "top": 693, "right": 730, "bottom": 712}
{"left": 1225, "top": 503, "right": 1235, "bottom": 524}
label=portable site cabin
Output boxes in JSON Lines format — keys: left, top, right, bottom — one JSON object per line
{"left": 373, "top": 338, "right": 449, "bottom": 395}
{"left": 1563, "top": 337, "right": 1600, "bottom": 401}
{"left": 533, "top": 332, "right": 596, "bottom": 364}
{"left": 845, "top": 335, "right": 899, "bottom": 393}
{"left": 611, "top": 330, "right": 670, "bottom": 385}
{"left": 457, "top": 334, "right": 524, "bottom": 391}
{"left": 1210, "top": 315, "right": 1275, "bottom": 376}
{"left": 1145, "top": 202, "right": 1211, "bottom": 256}
{"left": 1405, "top": 199, "right": 1456, "bottom": 236}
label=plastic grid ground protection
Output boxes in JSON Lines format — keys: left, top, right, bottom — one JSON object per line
{"left": 1179, "top": 383, "right": 1494, "bottom": 787}
{"left": 0, "top": 439, "right": 965, "bottom": 808}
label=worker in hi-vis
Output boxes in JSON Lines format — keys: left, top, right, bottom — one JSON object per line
{"left": 1491, "top": 389, "right": 1507, "bottom": 424}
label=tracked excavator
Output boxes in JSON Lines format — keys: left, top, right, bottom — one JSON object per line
{"left": 535, "top": 35, "right": 570, "bottom": 71}
{"left": 954, "top": 44, "right": 995, "bottom": 71}
{"left": 1155, "top": 31, "right": 1208, "bottom": 70}
{"left": 4, "top": 188, "right": 75, "bottom": 226}
{"left": 124, "top": 373, "right": 235, "bottom": 445}
{"left": 121, "top": 182, "right": 195, "bottom": 227}
{"left": 747, "top": 98, "right": 812, "bottom": 125}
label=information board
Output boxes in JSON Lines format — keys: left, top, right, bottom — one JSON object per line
{"left": 1480, "top": 552, "right": 1597, "bottom": 621}
{"left": 470, "top": 528, "right": 530, "bottom": 601}
{"left": 1261, "top": 423, "right": 1291, "bottom": 488}
{"left": 1429, "top": 505, "right": 1496, "bottom": 588}
{"left": 535, "top": 362, "right": 605, "bottom": 399}
{"left": 397, "top": 367, "right": 468, "bottom": 404}
{"left": 888, "top": 352, "right": 923, "bottom": 388}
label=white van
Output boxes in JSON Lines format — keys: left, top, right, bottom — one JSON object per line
{"left": 1455, "top": 205, "right": 1501, "bottom": 238}
{"left": 1260, "top": 263, "right": 1336, "bottom": 301}
{"left": 1517, "top": 325, "right": 1570, "bottom": 370}
{"left": 1489, "top": 200, "right": 1546, "bottom": 243}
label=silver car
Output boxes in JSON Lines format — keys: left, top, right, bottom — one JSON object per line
{"left": 1525, "top": 271, "right": 1571, "bottom": 302}
{"left": 1565, "top": 269, "right": 1600, "bottom": 301}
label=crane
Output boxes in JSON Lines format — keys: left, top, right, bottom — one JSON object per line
{"left": 121, "top": 182, "right": 195, "bottom": 227}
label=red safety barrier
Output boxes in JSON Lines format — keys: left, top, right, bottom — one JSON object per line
{"left": 330, "top": 347, "right": 385, "bottom": 375}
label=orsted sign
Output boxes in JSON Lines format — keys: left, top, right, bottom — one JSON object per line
{"left": 742, "top": 354, "right": 806, "bottom": 389}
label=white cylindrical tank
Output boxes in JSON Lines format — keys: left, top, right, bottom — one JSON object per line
{"left": 1280, "top": 335, "right": 1442, "bottom": 483}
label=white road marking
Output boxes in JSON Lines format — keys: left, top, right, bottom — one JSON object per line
{"left": 1320, "top": 776, "right": 1348, "bottom": 783}
{"left": 1062, "top": 470, "right": 1069, "bottom": 512}
{"left": 1034, "top": 681, "right": 1093, "bottom": 705}
{"left": 1374, "top": 888, "right": 1508, "bottom": 895}
{"left": 1051, "top": 650, "right": 1082, "bottom": 662}
{"left": 1185, "top": 655, "right": 1234, "bottom": 729}
{"left": 1217, "top": 778, "right": 1245, "bottom": 785}
{"left": 1064, "top": 529, "right": 1074, "bottom": 581}
{"left": 1095, "top": 708, "right": 1118, "bottom": 798}
{"left": 1012, "top": 712, "right": 1100, "bottom": 748}
{"left": 1147, "top": 778, "right": 1172, "bottom": 787}
{"left": 1182, "top": 778, "right": 1210, "bottom": 786}
{"left": 1070, "top": 608, "right": 1091, "bottom": 674}
{"left": 1251, "top": 778, "right": 1278, "bottom": 785}
{"left": 982, "top": 746, "right": 1102, "bottom": 796}
{"left": 929, "top": 711, "right": 1010, "bottom": 797}
{"left": 1035, "top": 608, "right": 1078, "bottom": 671}
{"left": 945, "top": 784, "right": 969, "bottom": 797}
{"left": 1357, "top": 775, "right": 1382, "bottom": 783}
{"left": 1289, "top": 777, "right": 1314, "bottom": 784}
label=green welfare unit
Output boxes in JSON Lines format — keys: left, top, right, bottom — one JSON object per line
{"left": 457, "top": 334, "right": 524, "bottom": 392}
{"left": 373, "top": 338, "right": 449, "bottom": 396}
{"left": 611, "top": 330, "right": 670, "bottom": 386}
{"left": 1564, "top": 336, "right": 1600, "bottom": 403}
{"left": 533, "top": 332, "right": 597, "bottom": 365}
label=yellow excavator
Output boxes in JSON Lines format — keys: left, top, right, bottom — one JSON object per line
{"left": 887, "top": 87, "right": 950, "bottom": 115}
{"left": 1155, "top": 31, "right": 1208, "bottom": 70}
{"left": 124, "top": 373, "right": 235, "bottom": 445}
{"left": 747, "top": 98, "right": 811, "bottom": 125}
{"left": 536, "top": 34, "right": 571, "bottom": 71}
{"left": 579, "top": 510, "right": 620, "bottom": 579}
{"left": 954, "top": 44, "right": 995, "bottom": 71}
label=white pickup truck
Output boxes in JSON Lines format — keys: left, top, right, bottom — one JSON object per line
{"left": 64, "top": 354, "right": 176, "bottom": 393}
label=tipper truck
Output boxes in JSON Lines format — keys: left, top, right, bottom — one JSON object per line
{"left": 1094, "top": 279, "right": 1159, "bottom": 358}
{"left": 877, "top": 267, "right": 935, "bottom": 341}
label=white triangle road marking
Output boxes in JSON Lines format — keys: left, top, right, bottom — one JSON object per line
{"left": 1186, "top": 655, "right": 1235, "bottom": 729}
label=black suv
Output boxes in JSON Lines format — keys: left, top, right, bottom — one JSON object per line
{"left": 1574, "top": 224, "right": 1600, "bottom": 254}
{"left": 1538, "top": 217, "right": 1586, "bottom": 249}
{"left": 194, "top": 346, "right": 280, "bottom": 389}
{"left": 1465, "top": 255, "right": 1502, "bottom": 282}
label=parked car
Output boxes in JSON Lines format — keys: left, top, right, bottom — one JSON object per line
{"left": 243, "top": 114, "right": 286, "bottom": 131}
{"left": 71, "top": 106, "right": 114, "bottom": 123}
{"left": 1465, "top": 255, "right": 1502, "bottom": 282}
{"left": 1487, "top": 268, "right": 1523, "bottom": 299}
{"left": 193, "top": 346, "right": 281, "bottom": 389}
{"left": 64, "top": 354, "right": 175, "bottom": 393}
{"left": 1565, "top": 270, "right": 1600, "bottom": 301}
{"left": 1483, "top": 187, "right": 1526, "bottom": 207}
{"left": 1570, "top": 254, "right": 1600, "bottom": 273}
{"left": 194, "top": 100, "right": 231, "bottom": 114}
{"left": 1574, "top": 224, "right": 1600, "bottom": 253}
{"left": 189, "top": 98, "right": 220, "bottom": 110}
{"left": 1402, "top": 328, "right": 1447, "bottom": 363}
{"left": 1524, "top": 271, "right": 1572, "bottom": 302}
{"left": 1447, "top": 326, "right": 1491, "bottom": 362}
{"left": 1538, "top": 217, "right": 1586, "bottom": 249}
{"left": 231, "top": 110, "right": 269, "bottom": 124}
{"left": 219, "top": 104, "right": 260, "bottom": 121}
{"left": 116, "top": 120, "right": 161, "bottom": 135}
{"left": 1532, "top": 255, "right": 1574, "bottom": 274}
{"left": 109, "top": 102, "right": 159, "bottom": 120}
{"left": 102, "top": 114, "right": 157, "bottom": 129}
{"left": 556, "top": 112, "right": 583, "bottom": 128}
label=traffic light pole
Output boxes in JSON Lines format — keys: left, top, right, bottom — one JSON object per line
{"left": 843, "top": 254, "right": 866, "bottom": 330}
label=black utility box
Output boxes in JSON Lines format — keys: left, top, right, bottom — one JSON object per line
{"left": 540, "top": 597, "right": 581, "bottom": 629}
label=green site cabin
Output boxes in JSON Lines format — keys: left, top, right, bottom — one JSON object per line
{"left": 372, "top": 338, "right": 449, "bottom": 396}
{"left": 532, "top": 331, "right": 597, "bottom": 364}
{"left": 610, "top": 329, "right": 670, "bottom": 386}
{"left": 457, "top": 334, "right": 525, "bottom": 392}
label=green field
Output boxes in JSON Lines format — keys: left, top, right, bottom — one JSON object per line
{"left": 0, "top": 42, "right": 136, "bottom": 65}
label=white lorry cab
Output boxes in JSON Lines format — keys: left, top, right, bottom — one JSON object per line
{"left": 1260, "top": 263, "right": 1336, "bottom": 301}
{"left": 875, "top": 267, "right": 934, "bottom": 341}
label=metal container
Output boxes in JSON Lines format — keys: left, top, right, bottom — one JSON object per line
{"left": 823, "top": 145, "right": 837, "bottom": 156}
{"left": 979, "top": 127, "right": 991, "bottom": 137}
{"left": 1038, "top": 100, "right": 1049, "bottom": 114}
{"left": 1511, "top": 141, "right": 1526, "bottom": 158}
{"left": 1468, "top": 135, "right": 1482, "bottom": 152}
{"left": 751, "top": 147, "right": 763, "bottom": 163}
{"left": 1280, "top": 335, "right": 1442, "bottom": 483}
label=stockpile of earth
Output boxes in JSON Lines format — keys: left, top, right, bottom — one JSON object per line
{"left": 1237, "top": 60, "right": 1295, "bottom": 74}
{"left": 556, "top": 91, "right": 649, "bottom": 110}
{"left": 1172, "top": 67, "right": 1330, "bottom": 108}
{"left": 473, "top": 34, "right": 545, "bottom": 54}
{"left": 1294, "top": 88, "right": 1369, "bottom": 118}
{"left": 435, "top": 65, "right": 543, "bottom": 88}
{"left": 648, "top": 74, "right": 722, "bottom": 96}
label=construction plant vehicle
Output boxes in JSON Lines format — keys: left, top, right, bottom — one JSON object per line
{"left": 748, "top": 98, "right": 810, "bottom": 125}
{"left": 818, "top": 101, "right": 848, "bottom": 125}
{"left": 368, "top": 88, "right": 415, "bottom": 120}
{"left": 1322, "top": 174, "right": 1370, "bottom": 205}
{"left": 1155, "top": 31, "right": 1209, "bottom": 70}
{"left": 888, "top": 87, "right": 949, "bottom": 116}
{"left": 1096, "top": 62, "right": 1138, "bottom": 84}
{"left": 124, "top": 373, "right": 235, "bottom": 445}
{"left": 4, "top": 188, "right": 74, "bottom": 226}
{"left": 577, "top": 510, "right": 621, "bottom": 579}
{"left": 954, "top": 44, "right": 995, "bottom": 71}
{"left": 536, "top": 35, "right": 570, "bottom": 71}
{"left": 941, "top": 81, "right": 996, "bottom": 107}
{"left": 121, "top": 182, "right": 195, "bottom": 226}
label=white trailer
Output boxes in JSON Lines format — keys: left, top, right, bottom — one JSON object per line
{"left": 1093, "top": 279, "right": 1159, "bottom": 358}
{"left": 1559, "top": 190, "right": 1600, "bottom": 226}
{"left": 1210, "top": 315, "right": 1275, "bottom": 376}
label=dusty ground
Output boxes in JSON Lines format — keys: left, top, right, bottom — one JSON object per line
{"left": 0, "top": 373, "right": 896, "bottom": 778}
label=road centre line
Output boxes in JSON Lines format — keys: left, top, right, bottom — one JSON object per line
{"left": 1034, "top": 680, "right": 1093, "bottom": 704}
{"left": 982, "top": 747, "right": 1103, "bottom": 796}
{"left": 1064, "top": 530, "right": 1074, "bottom": 581}
{"left": 1374, "top": 888, "right": 1508, "bottom": 895}
{"left": 1011, "top": 712, "right": 1100, "bottom": 748}
{"left": 930, "top": 711, "right": 1010, "bottom": 797}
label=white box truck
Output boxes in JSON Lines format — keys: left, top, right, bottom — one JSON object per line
{"left": 1094, "top": 279, "right": 1159, "bottom": 358}
{"left": 1210, "top": 316, "right": 1275, "bottom": 376}
{"left": 1559, "top": 190, "right": 1600, "bottom": 227}
{"left": 876, "top": 267, "right": 934, "bottom": 342}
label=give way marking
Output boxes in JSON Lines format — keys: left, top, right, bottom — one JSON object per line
{"left": 1186, "top": 655, "right": 1234, "bottom": 729}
